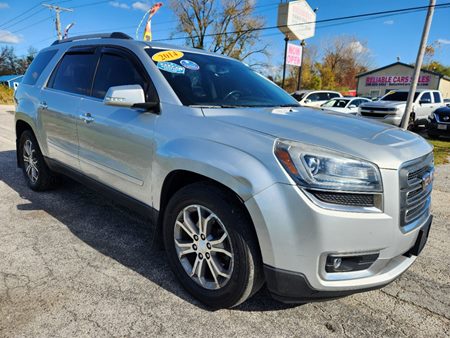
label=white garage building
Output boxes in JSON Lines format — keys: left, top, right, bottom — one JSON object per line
{"left": 356, "top": 62, "right": 450, "bottom": 99}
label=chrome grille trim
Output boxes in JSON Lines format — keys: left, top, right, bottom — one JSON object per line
{"left": 399, "top": 152, "right": 434, "bottom": 233}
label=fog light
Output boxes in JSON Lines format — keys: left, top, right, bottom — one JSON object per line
{"left": 333, "top": 257, "right": 342, "bottom": 269}
{"left": 325, "top": 253, "right": 379, "bottom": 273}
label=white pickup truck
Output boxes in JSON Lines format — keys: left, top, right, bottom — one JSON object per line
{"left": 357, "top": 89, "right": 445, "bottom": 128}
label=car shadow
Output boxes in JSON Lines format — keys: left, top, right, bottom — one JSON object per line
{"left": 0, "top": 149, "right": 299, "bottom": 312}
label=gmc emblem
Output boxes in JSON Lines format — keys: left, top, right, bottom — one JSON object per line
{"left": 421, "top": 172, "right": 433, "bottom": 190}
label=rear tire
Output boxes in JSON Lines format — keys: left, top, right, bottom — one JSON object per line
{"left": 163, "top": 182, "right": 264, "bottom": 308}
{"left": 18, "top": 130, "right": 58, "bottom": 191}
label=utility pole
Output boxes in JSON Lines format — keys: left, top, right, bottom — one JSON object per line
{"left": 400, "top": 0, "right": 435, "bottom": 130}
{"left": 281, "top": 35, "right": 289, "bottom": 89}
{"left": 297, "top": 40, "right": 306, "bottom": 91}
{"left": 42, "top": 4, "right": 73, "bottom": 41}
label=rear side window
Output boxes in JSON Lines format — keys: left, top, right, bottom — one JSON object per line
{"left": 48, "top": 53, "right": 98, "bottom": 96}
{"left": 21, "top": 50, "right": 57, "bottom": 85}
{"left": 433, "top": 92, "right": 442, "bottom": 103}
{"left": 317, "top": 92, "right": 331, "bottom": 101}
{"left": 92, "top": 53, "right": 147, "bottom": 99}
{"left": 329, "top": 92, "right": 340, "bottom": 99}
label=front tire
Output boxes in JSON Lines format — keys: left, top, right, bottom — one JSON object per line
{"left": 18, "top": 130, "right": 57, "bottom": 191}
{"left": 163, "top": 182, "right": 264, "bottom": 308}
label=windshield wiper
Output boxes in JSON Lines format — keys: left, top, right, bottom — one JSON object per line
{"left": 189, "top": 105, "right": 223, "bottom": 108}
{"left": 276, "top": 104, "right": 301, "bottom": 107}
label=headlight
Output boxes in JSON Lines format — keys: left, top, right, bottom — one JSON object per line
{"left": 274, "top": 139, "right": 382, "bottom": 193}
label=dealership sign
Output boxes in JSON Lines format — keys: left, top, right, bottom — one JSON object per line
{"left": 365, "top": 75, "right": 431, "bottom": 86}
{"left": 277, "top": 0, "right": 316, "bottom": 40}
{"left": 286, "top": 43, "right": 302, "bottom": 66}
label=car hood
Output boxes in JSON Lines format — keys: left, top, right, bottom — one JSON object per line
{"left": 361, "top": 100, "right": 406, "bottom": 108}
{"left": 202, "top": 106, "right": 432, "bottom": 169}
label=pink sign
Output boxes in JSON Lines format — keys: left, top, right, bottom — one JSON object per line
{"left": 286, "top": 43, "right": 302, "bottom": 66}
{"left": 365, "top": 75, "right": 430, "bottom": 86}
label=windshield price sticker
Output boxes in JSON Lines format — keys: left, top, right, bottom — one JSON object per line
{"left": 157, "top": 61, "right": 185, "bottom": 74}
{"left": 180, "top": 59, "right": 200, "bottom": 71}
{"left": 152, "top": 50, "right": 184, "bottom": 62}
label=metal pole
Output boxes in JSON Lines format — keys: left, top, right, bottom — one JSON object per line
{"left": 297, "top": 40, "right": 306, "bottom": 91}
{"left": 281, "top": 35, "right": 289, "bottom": 89}
{"left": 400, "top": 0, "right": 435, "bottom": 129}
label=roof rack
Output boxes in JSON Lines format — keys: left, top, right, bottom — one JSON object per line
{"left": 51, "top": 32, "right": 132, "bottom": 46}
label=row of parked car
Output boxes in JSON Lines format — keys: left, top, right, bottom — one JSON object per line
{"left": 291, "top": 89, "right": 450, "bottom": 139}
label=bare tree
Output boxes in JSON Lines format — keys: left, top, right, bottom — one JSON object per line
{"left": 318, "top": 36, "right": 371, "bottom": 90}
{"left": 169, "top": 0, "right": 268, "bottom": 63}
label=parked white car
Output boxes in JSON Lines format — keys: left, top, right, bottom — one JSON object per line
{"left": 291, "top": 90, "right": 342, "bottom": 107}
{"left": 358, "top": 89, "right": 445, "bottom": 128}
{"left": 320, "top": 97, "right": 371, "bottom": 115}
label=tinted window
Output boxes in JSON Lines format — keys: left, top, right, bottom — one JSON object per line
{"left": 433, "top": 92, "right": 442, "bottom": 103}
{"left": 49, "top": 53, "right": 97, "bottom": 96}
{"left": 317, "top": 93, "right": 331, "bottom": 101}
{"left": 146, "top": 49, "right": 298, "bottom": 107}
{"left": 21, "top": 50, "right": 57, "bottom": 85}
{"left": 292, "top": 92, "right": 306, "bottom": 101}
{"left": 381, "top": 91, "right": 420, "bottom": 102}
{"left": 92, "top": 53, "right": 148, "bottom": 99}
{"left": 329, "top": 92, "right": 340, "bottom": 99}
{"left": 307, "top": 93, "right": 321, "bottom": 101}
{"left": 421, "top": 92, "right": 431, "bottom": 103}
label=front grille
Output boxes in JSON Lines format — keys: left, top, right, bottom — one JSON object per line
{"left": 312, "top": 191, "right": 375, "bottom": 207}
{"left": 399, "top": 153, "right": 434, "bottom": 231}
{"left": 360, "top": 106, "right": 396, "bottom": 112}
{"left": 361, "top": 112, "right": 388, "bottom": 118}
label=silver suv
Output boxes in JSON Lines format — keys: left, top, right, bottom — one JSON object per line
{"left": 15, "top": 33, "right": 434, "bottom": 308}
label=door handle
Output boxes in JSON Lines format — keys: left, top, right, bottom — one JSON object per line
{"left": 79, "top": 113, "right": 94, "bottom": 124}
{"left": 39, "top": 101, "right": 48, "bottom": 110}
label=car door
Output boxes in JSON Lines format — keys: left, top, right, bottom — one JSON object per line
{"left": 415, "top": 91, "right": 434, "bottom": 121}
{"left": 40, "top": 46, "right": 98, "bottom": 169}
{"left": 77, "top": 46, "right": 158, "bottom": 203}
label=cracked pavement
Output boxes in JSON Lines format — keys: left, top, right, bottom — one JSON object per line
{"left": 0, "top": 105, "right": 449, "bottom": 337}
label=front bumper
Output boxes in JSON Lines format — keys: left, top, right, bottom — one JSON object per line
{"left": 245, "top": 172, "right": 431, "bottom": 303}
{"left": 263, "top": 215, "right": 432, "bottom": 303}
{"left": 428, "top": 120, "right": 450, "bottom": 136}
{"left": 359, "top": 114, "right": 402, "bottom": 126}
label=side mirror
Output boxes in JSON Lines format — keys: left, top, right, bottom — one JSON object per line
{"left": 348, "top": 104, "right": 357, "bottom": 108}
{"left": 104, "top": 84, "right": 160, "bottom": 114}
{"left": 304, "top": 99, "right": 311, "bottom": 104}
{"left": 104, "top": 85, "right": 145, "bottom": 107}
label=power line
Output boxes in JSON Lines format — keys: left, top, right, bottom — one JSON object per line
{"left": 0, "top": 0, "right": 73, "bottom": 30}
{"left": 153, "top": 2, "right": 450, "bottom": 42}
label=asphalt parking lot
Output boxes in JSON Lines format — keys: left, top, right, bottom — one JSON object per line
{"left": 0, "top": 105, "right": 449, "bottom": 337}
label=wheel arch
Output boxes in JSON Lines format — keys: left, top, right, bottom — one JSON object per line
{"left": 15, "top": 119, "right": 36, "bottom": 168}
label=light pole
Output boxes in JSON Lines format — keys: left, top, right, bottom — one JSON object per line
{"left": 400, "top": 0, "right": 435, "bottom": 129}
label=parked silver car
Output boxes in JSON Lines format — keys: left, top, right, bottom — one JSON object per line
{"left": 15, "top": 33, "right": 434, "bottom": 308}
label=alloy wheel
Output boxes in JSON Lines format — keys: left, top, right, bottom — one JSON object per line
{"left": 174, "top": 205, "right": 234, "bottom": 290}
{"left": 23, "top": 139, "right": 39, "bottom": 183}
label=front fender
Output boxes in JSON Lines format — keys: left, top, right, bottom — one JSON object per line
{"left": 152, "top": 137, "right": 280, "bottom": 209}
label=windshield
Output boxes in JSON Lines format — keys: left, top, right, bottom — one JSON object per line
{"left": 146, "top": 48, "right": 299, "bottom": 107}
{"left": 292, "top": 92, "right": 306, "bottom": 101}
{"left": 381, "top": 91, "right": 420, "bottom": 102}
{"left": 321, "top": 99, "right": 349, "bottom": 108}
